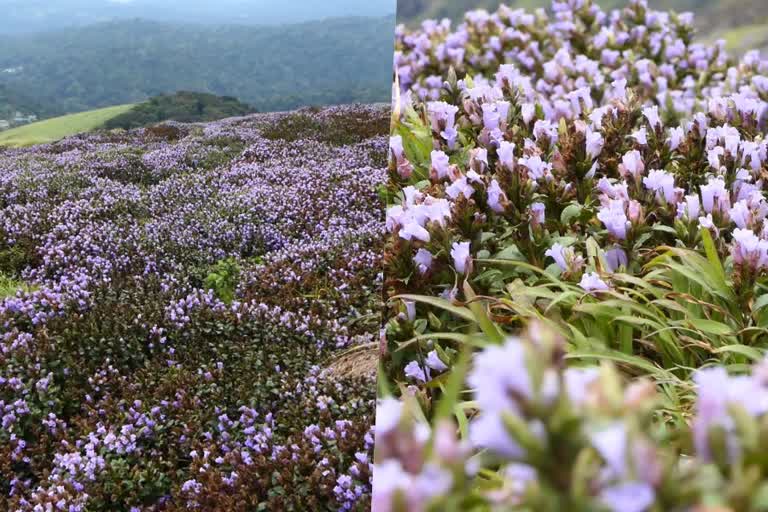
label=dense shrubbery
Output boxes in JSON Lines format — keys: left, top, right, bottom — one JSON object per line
{"left": 378, "top": 1, "right": 768, "bottom": 510}
{"left": 0, "top": 104, "right": 388, "bottom": 510}
{"left": 102, "top": 92, "right": 255, "bottom": 131}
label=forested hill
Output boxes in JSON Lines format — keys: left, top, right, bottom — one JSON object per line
{"left": 0, "top": 16, "right": 395, "bottom": 117}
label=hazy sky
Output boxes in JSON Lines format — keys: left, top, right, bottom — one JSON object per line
{"left": 0, "top": 0, "right": 397, "bottom": 34}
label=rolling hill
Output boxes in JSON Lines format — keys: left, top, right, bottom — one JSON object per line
{"left": 0, "top": 104, "right": 134, "bottom": 147}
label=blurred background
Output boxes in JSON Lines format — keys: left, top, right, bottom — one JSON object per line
{"left": 397, "top": 0, "right": 768, "bottom": 54}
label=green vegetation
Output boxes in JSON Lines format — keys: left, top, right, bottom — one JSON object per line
{"left": 103, "top": 91, "right": 255, "bottom": 130}
{"left": 0, "top": 16, "right": 394, "bottom": 117}
{"left": 0, "top": 104, "right": 133, "bottom": 147}
{"left": 0, "top": 274, "right": 33, "bottom": 298}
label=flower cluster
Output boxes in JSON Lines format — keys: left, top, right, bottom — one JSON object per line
{"left": 376, "top": 324, "right": 768, "bottom": 511}
{"left": 0, "top": 104, "right": 387, "bottom": 510}
{"left": 381, "top": 0, "right": 768, "bottom": 510}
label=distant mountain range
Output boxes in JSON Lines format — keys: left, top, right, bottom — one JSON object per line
{"left": 0, "top": 0, "right": 396, "bottom": 34}
{"left": 0, "top": 16, "right": 395, "bottom": 119}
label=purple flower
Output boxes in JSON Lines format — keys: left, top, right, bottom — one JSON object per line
{"left": 585, "top": 127, "right": 604, "bottom": 160}
{"left": 487, "top": 179, "right": 507, "bottom": 213}
{"left": 413, "top": 248, "right": 433, "bottom": 274}
{"left": 530, "top": 202, "right": 546, "bottom": 228}
{"left": 545, "top": 243, "right": 569, "bottom": 271}
{"left": 426, "top": 350, "right": 448, "bottom": 372}
{"left": 700, "top": 177, "right": 729, "bottom": 214}
{"left": 642, "top": 105, "right": 662, "bottom": 130}
{"left": 600, "top": 482, "right": 655, "bottom": 512}
{"left": 430, "top": 150, "right": 450, "bottom": 180}
{"left": 579, "top": 272, "right": 609, "bottom": 292}
{"left": 619, "top": 150, "right": 645, "bottom": 180}
{"left": 497, "top": 141, "right": 516, "bottom": 170}
{"left": 676, "top": 194, "right": 701, "bottom": 220}
{"left": 667, "top": 126, "right": 684, "bottom": 151}
{"left": 450, "top": 241, "right": 472, "bottom": 275}
{"left": 404, "top": 361, "right": 428, "bottom": 382}
{"left": 605, "top": 247, "right": 628, "bottom": 272}
{"left": 597, "top": 200, "right": 629, "bottom": 240}
{"left": 642, "top": 169, "right": 676, "bottom": 204}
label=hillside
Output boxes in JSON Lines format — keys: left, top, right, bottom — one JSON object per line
{"left": 0, "top": 16, "right": 395, "bottom": 117}
{"left": 0, "top": 104, "right": 386, "bottom": 510}
{"left": 0, "top": 104, "right": 134, "bottom": 147}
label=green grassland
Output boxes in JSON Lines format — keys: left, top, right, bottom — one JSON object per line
{"left": 0, "top": 104, "right": 134, "bottom": 147}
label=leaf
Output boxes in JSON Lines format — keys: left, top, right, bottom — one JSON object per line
{"left": 560, "top": 203, "right": 583, "bottom": 225}
{"left": 691, "top": 319, "right": 733, "bottom": 336}
{"left": 713, "top": 345, "right": 765, "bottom": 362}
{"left": 700, "top": 227, "right": 726, "bottom": 283}
{"left": 463, "top": 281, "right": 504, "bottom": 344}
{"left": 392, "top": 294, "right": 475, "bottom": 322}
{"left": 494, "top": 244, "right": 526, "bottom": 261}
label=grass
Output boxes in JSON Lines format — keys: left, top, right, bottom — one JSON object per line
{"left": 0, "top": 274, "right": 34, "bottom": 298}
{"left": 0, "top": 104, "right": 135, "bottom": 148}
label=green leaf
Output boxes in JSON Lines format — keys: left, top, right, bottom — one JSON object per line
{"left": 560, "top": 203, "right": 583, "bottom": 225}
{"left": 392, "top": 294, "right": 475, "bottom": 322}
{"left": 712, "top": 344, "right": 765, "bottom": 362}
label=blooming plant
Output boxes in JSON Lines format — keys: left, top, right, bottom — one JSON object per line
{"left": 0, "top": 105, "right": 387, "bottom": 510}
{"left": 380, "top": 0, "right": 768, "bottom": 510}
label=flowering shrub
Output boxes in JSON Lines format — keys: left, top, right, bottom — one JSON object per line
{"left": 0, "top": 104, "right": 387, "bottom": 510}
{"left": 380, "top": 0, "right": 768, "bottom": 510}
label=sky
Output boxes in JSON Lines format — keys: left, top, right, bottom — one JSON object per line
{"left": 0, "top": 0, "right": 397, "bottom": 34}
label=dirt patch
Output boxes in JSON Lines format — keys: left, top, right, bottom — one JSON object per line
{"left": 326, "top": 346, "right": 379, "bottom": 380}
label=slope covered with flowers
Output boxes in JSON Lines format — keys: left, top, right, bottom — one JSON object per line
{"left": 0, "top": 104, "right": 387, "bottom": 510}
{"left": 379, "top": 1, "right": 768, "bottom": 510}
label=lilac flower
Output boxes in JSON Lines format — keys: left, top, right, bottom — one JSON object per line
{"left": 530, "top": 202, "right": 546, "bottom": 228}
{"left": 431, "top": 150, "right": 450, "bottom": 180}
{"left": 446, "top": 176, "right": 475, "bottom": 200}
{"left": 642, "top": 169, "right": 676, "bottom": 204}
{"left": 579, "top": 272, "right": 610, "bottom": 292}
{"left": 487, "top": 179, "right": 507, "bottom": 213}
{"left": 667, "top": 126, "right": 684, "bottom": 151}
{"left": 585, "top": 127, "right": 604, "bottom": 160}
{"left": 413, "top": 249, "right": 433, "bottom": 274}
{"left": 426, "top": 350, "right": 448, "bottom": 372}
{"left": 598, "top": 200, "right": 629, "bottom": 240}
{"left": 676, "top": 194, "right": 701, "bottom": 220}
{"left": 600, "top": 482, "right": 655, "bottom": 512}
{"left": 605, "top": 247, "right": 628, "bottom": 272}
{"left": 450, "top": 241, "right": 472, "bottom": 275}
{"left": 545, "top": 243, "right": 583, "bottom": 273}
{"left": 631, "top": 127, "right": 648, "bottom": 146}
{"left": 404, "top": 361, "right": 429, "bottom": 382}
{"left": 497, "top": 141, "right": 516, "bottom": 171}
{"left": 700, "top": 177, "right": 729, "bottom": 214}
{"left": 619, "top": 150, "right": 645, "bottom": 180}
{"left": 642, "top": 106, "right": 662, "bottom": 130}
{"left": 545, "top": 243, "right": 569, "bottom": 271}
{"left": 731, "top": 228, "right": 768, "bottom": 269}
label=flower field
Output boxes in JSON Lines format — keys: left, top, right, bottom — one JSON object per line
{"left": 379, "top": 0, "right": 768, "bottom": 510}
{"left": 0, "top": 105, "right": 388, "bottom": 510}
